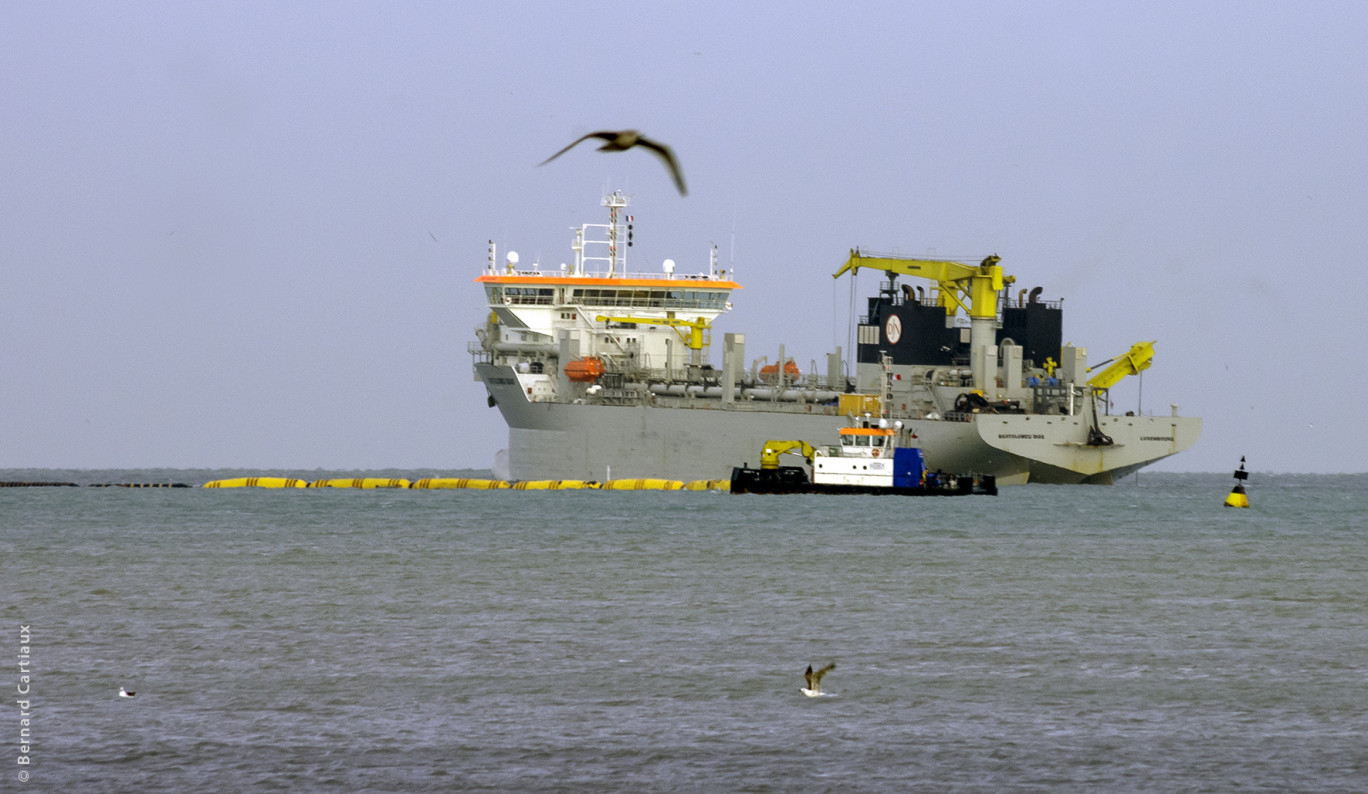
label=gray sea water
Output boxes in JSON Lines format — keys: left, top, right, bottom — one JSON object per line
{"left": 3, "top": 470, "right": 1366, "bottom": 792}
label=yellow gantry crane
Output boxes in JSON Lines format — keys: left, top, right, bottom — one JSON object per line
{"left": 834, "top": 250, "right": 1013, "bottom": 392}
{"left": 833, "top": 249, "right": 1157, "bottom": 393}
{"left": 832, "top": 249, "right": 1014, "bottom": 322}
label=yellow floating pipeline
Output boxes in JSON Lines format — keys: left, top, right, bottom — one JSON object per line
{"left": 601, "top": 478, "right": 686, "bottom": 491}
{"left": 202, "top": 477, "right": 308, "bottom": 489}
{"left": 309, "top": 478, "right": 412, "bottom": 489}
{"left": 511, "top": 480, "right": 601, "bottom": 490}
{"left": 681, "top": 476, "right": 727, "bottom": 490}
{"left": 411, "top": 478, "right": 511, "bottom": 490}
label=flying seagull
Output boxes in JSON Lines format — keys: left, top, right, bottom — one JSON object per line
{"left": 119, "top": 687, "right": 136, "bottom": 698}
{"left": 539, "top": 130, "right": 688, "bottom": 196}
{"left": 801, "top": 662, "right": 836, "bottom": 697}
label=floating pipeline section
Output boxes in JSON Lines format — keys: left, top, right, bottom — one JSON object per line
{"left": 511, "top": 479, "right": 600, "bottom": 490}
{"left": 89, "top": 483, "right": 193, "bottom": 488}
{"left": 412, "top": 478, "right": 509, "bottom": 490}
{"left": 309, "top": 478, "right": 412, "bottom": 489}
{"left": 685, "top": 479, "right": 730, "bottom": 491}
{"left": 601, "top": 478, "right": 684, "bottom": 491}
{"left": 204, "top": 477, "right": 309, "bottom": 489}
{"left": 2, "top": 477, "right": 731, "bottom": 491}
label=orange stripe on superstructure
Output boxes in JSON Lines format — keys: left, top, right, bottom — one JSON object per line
{"left": 474, "top": 275, "right": 742, "bottom": 289}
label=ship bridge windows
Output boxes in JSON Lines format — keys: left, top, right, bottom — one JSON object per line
{"left": 488, "top": 286, "right": 555, "bottom": 305}
{"left": 570, "top": 288, "right": 728, "bottom": 311}
{"left": 840, "top": 432, "right": 890, "bottom": 450}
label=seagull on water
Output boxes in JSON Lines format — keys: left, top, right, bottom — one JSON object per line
{"left": 119, "top": 687, "right": 136, "bottom": 698}
{"left": 801, "top": 662, "right": 836, "bottom": 697}
{"left": 539, "top": 130, "right": 688, "bottom": 196}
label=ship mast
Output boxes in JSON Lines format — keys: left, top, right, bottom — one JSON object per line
{"left": 603, "top": 190, "right": 629, "bottom": 276}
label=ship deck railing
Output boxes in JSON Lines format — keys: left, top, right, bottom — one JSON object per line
{"left": 869, "top": 281, "right": 1066, "bottom": 312}
{"left": 572, "top": 297, "right": 727, "bottom": 312}
{"left": 490, "top": 267, "right": 730, "bottom": 282}
{"left": 490, "top": 295, "right": 729, "bottom": 311}
{"left": 468, "top": 343, "right": 492, "bottom": 364}
{"left": 612, "top": 395, "right": 974, "bottom": 421}
{"left": 639, "top": 396, "right": 848, "bottom": 414}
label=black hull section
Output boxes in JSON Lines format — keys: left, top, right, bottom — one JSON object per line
{"left": 729, "top": 466, "right": 997, "bottom": 497}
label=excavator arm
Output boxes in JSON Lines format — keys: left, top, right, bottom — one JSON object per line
{"left": 1086, "top": 341, "right": 1155, "bottom": 390}
{"left": 760, "top": 440, "right": 817, "bottom": 470}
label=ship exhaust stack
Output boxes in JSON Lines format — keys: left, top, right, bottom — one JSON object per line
{"left": 723, "top": 333, "right": 744, "bottom": 404}
{"left": 1224, "top": 456, "right": 1250, "bottom": 508}
{"left": 826, "top": 347, "right": 844, "bottom": 390}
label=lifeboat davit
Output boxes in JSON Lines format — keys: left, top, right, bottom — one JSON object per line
{"left": 564, "top": 357, "right": 605, "bottom": 383}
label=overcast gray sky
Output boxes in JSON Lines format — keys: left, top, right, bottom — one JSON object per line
{"left": 3, "top": 2, "right": 1364, "bottom": 473}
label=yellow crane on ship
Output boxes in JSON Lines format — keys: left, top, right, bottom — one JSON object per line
{"left": 833, "top": 249, "right": 1155, "bottom": 392}
{"left": 832, "top": 250, "right": 1012, "bottom": 392}
{"left": 759, "top": 440, "right": 817, "bottom": 470}
{"left": 1085, "top": 341, "right": 1155, "bottom": 391}
{"left": 832, "top": 249, "right": 1013, "bottom": 322}
{"left": 595, "top": 314, "right": 712, "bottom": 365}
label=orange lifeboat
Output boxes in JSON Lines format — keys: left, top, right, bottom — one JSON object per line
{"left": 563, "top": 357, "right": 606, "bottom": 383}
{"left": 759, "top": 358, "right": 801, "bottom": 382}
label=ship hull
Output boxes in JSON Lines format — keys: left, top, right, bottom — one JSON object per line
{"left": 477, "top": 364, "right": 1201, "bottom": 484}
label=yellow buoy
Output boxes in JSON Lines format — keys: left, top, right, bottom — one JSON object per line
{"left": 1223, "top": 456, "right": 1250, "bottom": 508}
{"left": 308, "top": 478, "right": 412, "bottom": 489}
{"left": 202, "top": 477, "right": 308, "bottom": 489}
{"left": 411, "top": 478, "right": 510, "bottom": 490}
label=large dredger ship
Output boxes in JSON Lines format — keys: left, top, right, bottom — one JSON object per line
{"left": 470, "top": 191, "right": 1200, "bottom": 484}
